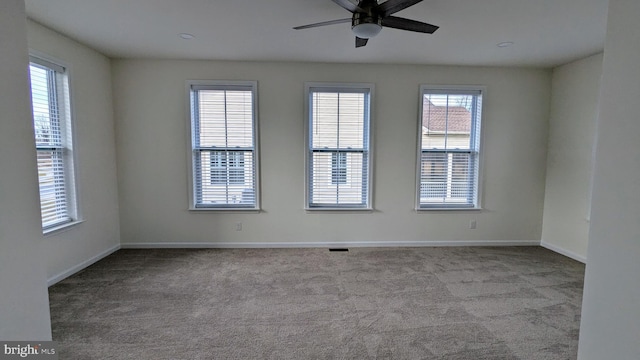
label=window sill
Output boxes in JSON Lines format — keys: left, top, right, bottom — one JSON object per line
{"left": 43, "top": 219, "right": 84, "bottom": 236}
{"left": 305, "top": 207, "right": 374, "bottom": 213}
{"left": 415, "top": 207, "right": 482, "bottom": 212}
{"left": 189, "top": 207, "right": 261, "bottom": 213}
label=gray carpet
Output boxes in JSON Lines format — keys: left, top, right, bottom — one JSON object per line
{"left": 49, "top": 247, "right": 584, "bottom": 359}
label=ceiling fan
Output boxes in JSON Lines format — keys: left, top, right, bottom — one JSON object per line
{"left": 293, "top": 0, "right": 439, "bottom": 48}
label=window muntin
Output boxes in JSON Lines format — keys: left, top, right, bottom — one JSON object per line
{"left": 29, "top": 57, "right": 78, "bottom": 230}
{"left": 418, "top": 87, "right": 482, "bottom": 209}
{"left": 189, "top": 82, "right": 258, "bottom": 209}
{"left": 306, "top": 84, "right": 372, "bottom": 209}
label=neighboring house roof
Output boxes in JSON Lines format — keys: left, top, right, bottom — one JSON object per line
{"left": 423, "top": 99, "right": 471, "bottom": 134}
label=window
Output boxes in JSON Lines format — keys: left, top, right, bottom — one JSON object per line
{"left": 417, "top": 86, "right": 483, "bottom": 209}
{"left": 28, "top": 56, "right": 78, "bottom": 230}
{"left": 305, "top": 83, "right": 373, "bottom": 209}
{"left": 189, "top": 81, "right": 259, "bottom": 209}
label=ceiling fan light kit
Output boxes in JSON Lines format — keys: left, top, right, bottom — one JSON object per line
{"left": 293, "top": 0, "right": 438, "bottom": 48}
{"left": 351, "top": 13, "right": 383, "bottom": 38}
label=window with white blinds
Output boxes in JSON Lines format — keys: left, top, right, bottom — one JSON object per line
{"left": 189, "top": 82, "right": 259, "bottom": 209}
{"left": 417, "top": 86, "right": 483, "bottom": 209}
{"left": 28, "top": 57, "right": 78, "bottom": 230}
{"left": 305, "top": 83, "right": 373, "bottom": 209}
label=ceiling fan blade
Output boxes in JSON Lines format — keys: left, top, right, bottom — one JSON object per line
{"left": 356, "top": 37, "right": 368, "bottom": 48}
{"left": 293, "top": 18, "right": 351, "bottom": 30}
{"left": 331, "top": 0, "right": 363, "bottom": 13}
{"left": 381, "top": 16, "right": 439, "bottom": 33}
{"left": 375, "top": 0, "right": 423, "bottom": 17}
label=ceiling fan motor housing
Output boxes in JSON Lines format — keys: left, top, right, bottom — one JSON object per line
{"left": 352, "top": 12, "right": 382, "bottom": 28}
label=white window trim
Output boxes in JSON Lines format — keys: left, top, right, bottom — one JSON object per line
{"left": 29, "top": 50, "right": 82, "bottom": 233}
{"left": 185, "top": 80, "right": 261, "bottom": 212}
{"left": 415, "top": 85, "right": 485, "bottom": 211}
{"left": 304, "top": 82, "right": 375, "bottom": 211}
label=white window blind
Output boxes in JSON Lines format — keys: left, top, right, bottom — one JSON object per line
{"left": 417, "top": 87, "right": 483, "bottom": 209}
{"left": 306, "top": 84, "right": 372, "bottom": 209}
{"left": 29, "top": 57, "right": 77, "bottom": 230}
{"left": 189, "top": 82, "right": 259, "bottom": 209}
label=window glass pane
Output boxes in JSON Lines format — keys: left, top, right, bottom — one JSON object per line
{"left": 36, "top": 150, "right": 68, "bottom": 227}
{"left": 228, "top": 151, "right": 246, "bottom": 185}
{"left": 331, "top": 152, "right": 347, "bottom": 185}
{"left": 209, "top": 151, "right": 226, "bottom": 185}
{"left": 311, "top": 92, "right": 338, "bottom": 149}
{"left": 198, "top": 150, "right": 254, "bottom": 205}
{"left": 311, "top": 152, "right": 335, "bottom": 204}
{"left": 337, "top": 93, "right": 365, "bottom": 149}
{"left": 422, "top": 94, "right": 473, "bottom": 150}
{"left": 311, "top": 152, "right": 365, "bottom": 205}
{"left": 198, "top": 91, "right": 227, "bottom": 147}
{"left": 225, "top": 91, "right": 254, "bottom": 148}
{"left": 311, "top": 92, "right": 365, "bottom": 150}
{"left": 197, "top": 90, "right": 253, "bottom": 149}
{"left": 30, "top": 66, "right": 63, "bottom": 148}
{"left": 420, "top": 153, "right": 448, "bottom": 199}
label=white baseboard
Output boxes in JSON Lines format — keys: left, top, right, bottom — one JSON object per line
{"left": 47, "top": 244, "right": 121, "bottom": 287}
{"left": 121, "top": 240, "right": 540, "bottom": 249}
{"left": 540, "top": 241, "right": 587, "bottom": 263}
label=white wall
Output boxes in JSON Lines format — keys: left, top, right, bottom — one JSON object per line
{"left": 578, "top": 0, "right": 640, "bottom": 358}
{"left": 541, "top": 53, "right": 603, "bottom": 262}
{"left": 112, "top": 60, "right": 551, "bottom": 246}
{"left": 0, "top": 0, "right": 51, "bottom": 340}
{"left": 26, "top": 21, "right": 121, "bottom": 283}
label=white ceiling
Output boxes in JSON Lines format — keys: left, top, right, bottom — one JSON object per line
{"left": 25, "top": 0, "right": 608, "bottom": 68}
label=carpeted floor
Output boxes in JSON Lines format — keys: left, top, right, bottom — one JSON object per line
{"left": 48, "top": 247, "right": 585, "bottom": 359}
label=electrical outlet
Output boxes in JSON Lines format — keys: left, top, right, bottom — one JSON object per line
{"left": 236, "top": 222, "right": 242, "bottom": 231}
{"left": 469, "top": 220, "right": 477, "bottom": 229}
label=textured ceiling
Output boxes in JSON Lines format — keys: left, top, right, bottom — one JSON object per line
{"left": 25, "top": 0, "right": 608, "bottom": 67}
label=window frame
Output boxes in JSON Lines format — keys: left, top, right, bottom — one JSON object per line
{"left": 304, "top": 82, "right": 374, "bottom": 211}
{"left": 186, "top": 80, "right": 260, "bottom": 211}
{"left": 415, "top": 85, "right": 484, "bottom": 211}
{"left": 28, "top": 53, "right": 81, "bottom": 233}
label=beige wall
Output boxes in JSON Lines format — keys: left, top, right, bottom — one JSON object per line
{"left": 26, "top": 20, "right": 121, "bottom": 283}
{"left": 112, "top": 59, "right": 551, "bottom": 245}
{"left": 578, "top": 0, "right": 640, "bottom": 357}
{"left": 541, "top": 53, "right": 603, "bottom": 261}
{"left": 0, "top": 0, "right": 51, "bottom": 339}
